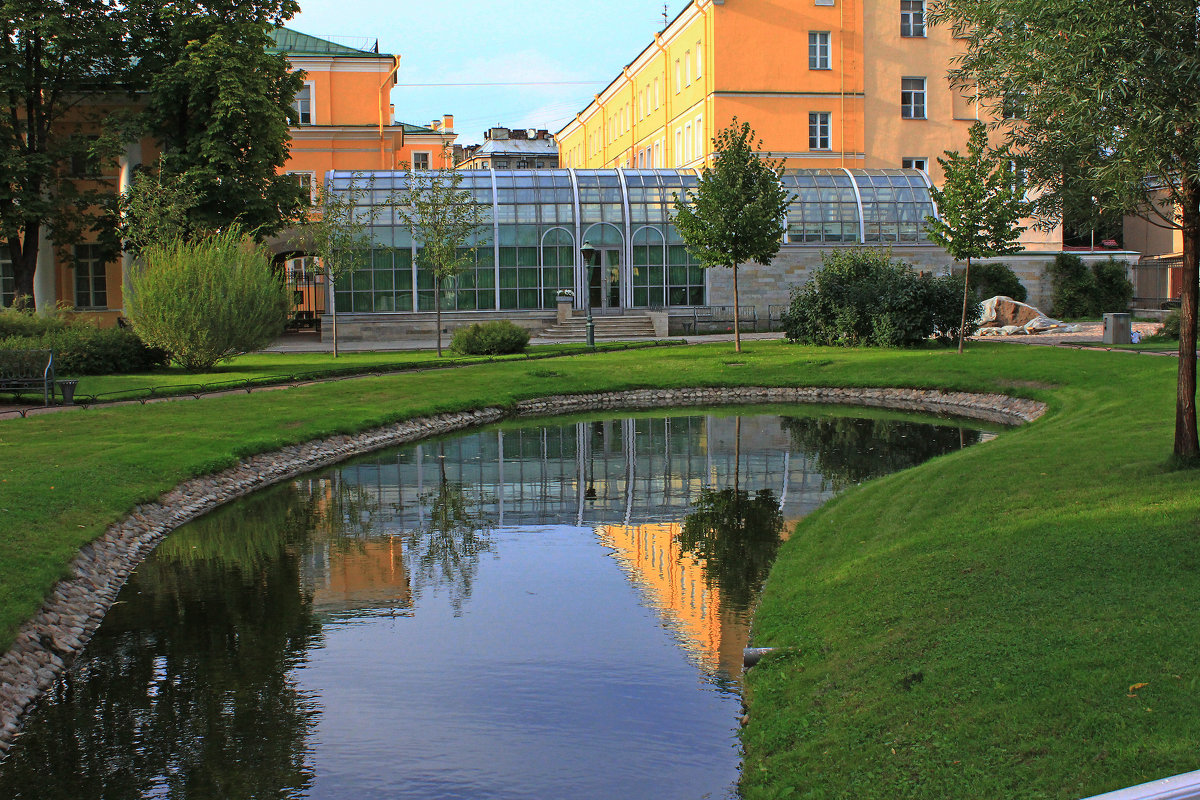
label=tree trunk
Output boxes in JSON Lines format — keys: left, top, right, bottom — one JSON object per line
{"left": 7, "top": 226, "right": 38, "bottom": 308}
{"left": 732, "top": 264, "right": 742, "bottom": 353}
{"left": 1175, "top": 181, "right": 1199, "bottom": 460}
{"left": 435, "top": 275, "right": 443, "bottom": 357}
{"left": 957, "top": 257, "right": 972, "bottom": 355}
{"left": 328, "top": 264, "right": 339, "bottom": 358}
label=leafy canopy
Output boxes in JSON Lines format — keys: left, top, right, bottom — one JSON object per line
{"left": 926, "top": 122, "right": 1032, "bottom": 265}
{"left": 672, "top": 119, "right": 791, "bottom": 270}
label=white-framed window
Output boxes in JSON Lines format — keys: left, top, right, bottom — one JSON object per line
{"left": 654, "top": 77, "right": 660, "bottom": 108}
{"left": 654, "top": 140, "right": 662, "bottom": 168}
{"left": 685, "top": 50, "right": 691, "bottom": 86}
{"left": 292, "top": 82, "right": 314, "bottom": 125}
{"left": 809, "top": 31, "right": 831, "bottom": 70}
{"left": 675, "top": 128, "right": 683, "bottom": 165}
{"left": 696, "top": 43, "right": 702, "bottom": 79}
{"left": 288, "top": 171, "right": 316, "bottom": 204}
{"left": 901, "top": 0, "right": 927, "bottom": 37}
{"left": 695, "top": 115, "right": 704, "bottom": 160}
{"left": 675, "top": 60, "right": 682, "bottom": 93}
{"left": 902, "top": 157, "right": 928, "bottom": 173}
{"left": 684, "top": 122, "right": 693, "bottom": 162}
{"left": 901, "top": 77, "right": 927, "bottom": 119}
{"left": 809, "top": 112, "right": 831, "bottom": 150}
{"left": 495, "top": 159, "right": 509, "bottom": 168}
{"left": 412, "top": 151, "right": 432, "bottom": 169}
{"left": 815, "top": 0, "right": 835, "bottom": 5}
{"left": 73, "top": 244, "right": 107, "bottom": 310}
{"left": 0, "top": 248, "right": 13, "bottom": 308}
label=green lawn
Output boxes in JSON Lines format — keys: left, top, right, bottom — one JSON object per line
{"left": 2, "top": 341, "right": 1198, "bottom": 798}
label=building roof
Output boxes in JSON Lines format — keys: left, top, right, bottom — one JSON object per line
{"left": 267, "top": 27, "right": 385, "bottom": 58}
{"left": 399, "top": 121, "right": 442, "bottom": 135}
{"left": 471, "top": 138, "right": 558, "bottom": 157}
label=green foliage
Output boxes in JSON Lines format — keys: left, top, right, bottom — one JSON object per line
{"left": 138, "top": 10, "right": 305, "bottom": 238}
{"left": 1160, "top": 311, "right": 1182, "bottom": 340}
{"left": 450, "top": 320, "right": 530, "bottom": 355}
{"left": 119, "top": 159, "right": 203, "bottom": 253}
{"left": 0, "top": 306, "right": 71, "bottom": 338}
{"left": 126, "top": 229, "right": 289, "bottom": 371}
{"left": 0, "top": 325, "right": 168, "bottom": 376}
{"left": 781, "top": 249, "right": 978, "bottom": 347}
{"left": 967, "top": 262, "right": 1027, "bottom": 303}
{"left": 1048, "top": 254, "right": 1133, "bottom": 318}
{"left": 926, "top": 123, "right": 1031, "bottom": 265}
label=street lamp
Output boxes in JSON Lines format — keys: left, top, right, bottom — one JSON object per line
{"left": 579, "top": 239, "right": 596, "bottom": 347}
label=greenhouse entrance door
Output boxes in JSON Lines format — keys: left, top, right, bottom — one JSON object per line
{"left": 588, "top": 248, "right": 622, "bottom": 313}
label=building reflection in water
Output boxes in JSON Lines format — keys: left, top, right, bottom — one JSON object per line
{"left": 298, "top": 412, "right": 862, "bottom": 681}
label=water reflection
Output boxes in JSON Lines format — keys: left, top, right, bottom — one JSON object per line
{"left": 0, "top": 407, "right": 988, "bottom": 800}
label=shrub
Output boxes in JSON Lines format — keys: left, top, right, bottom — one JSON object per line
{"left": 781, "top": 249, "right": 980, "bottom": 347}
{"left": 1091, "top": 257, "right": 1134, "bottom": 314}
{"left": 1047, "top": 253, "right": 1093, "bottom": 318}
{"left": 967, "top": 262, "right": 1027, "bottom": 303}
{"left": 126, "top": 229, "right": 290, "bottom": 371}
{"left": 1047, "top": 254, "right": 1133, "bottom": 317}
{"left": 0, "top": 310, "right": 169, "bottom": 376}
{"left": 1159, "top": 310, "right": 1181, "bottom": 340}
{"left": 0, "top": 305, "right": 71, "bottom": 338}
{"left": 450, "top": 320, "right": 530, "bottom": 355}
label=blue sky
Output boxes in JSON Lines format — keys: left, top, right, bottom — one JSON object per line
{"left": 289, "top": 0, "right": 691, "bottom": 145}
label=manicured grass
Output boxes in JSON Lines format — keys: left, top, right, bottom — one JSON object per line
{"left": 0, "top": 340, "right": 672, "bottom": 404}
{"left": 2, "top": 340, "right": 1198, "bottom": 798}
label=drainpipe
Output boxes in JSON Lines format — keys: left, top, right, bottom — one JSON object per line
{"left": 380, "top": 55, "right": 402, "bottom": 169}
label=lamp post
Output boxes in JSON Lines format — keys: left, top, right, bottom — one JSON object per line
{"left": 580, "top": 239, "right": 596, "bottom": 347}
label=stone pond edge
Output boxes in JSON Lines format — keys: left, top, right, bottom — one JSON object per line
{"left": 0, "top": 386, "right": 1046, "bottom": 756}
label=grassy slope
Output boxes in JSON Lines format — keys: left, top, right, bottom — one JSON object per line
{"left": 1, "top": 341, "right": 1197, "bottom": 798}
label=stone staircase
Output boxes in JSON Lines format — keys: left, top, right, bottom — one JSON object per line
{"left": 537, "top": 314, "right": 658, "bottom": 341}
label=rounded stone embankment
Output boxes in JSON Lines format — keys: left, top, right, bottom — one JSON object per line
{"left": 0, "top": 386, "right": 1046, "bottom": 758}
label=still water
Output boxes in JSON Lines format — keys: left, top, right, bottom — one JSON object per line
{"left": 0, "top": 407, "right": 990, "bottom": 799}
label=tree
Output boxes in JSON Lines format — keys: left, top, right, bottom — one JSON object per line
{"left": 396, "top": 158, "right": 487, "bottom": 357}
{"left": 926, "top": 121, "right": 1032, "bottom": 353}
{"left": 119, "top": 158, "right": 203, "bottom": 254}
{"left": 672, "top": 119, "right": 791, "bottom": 352}
{"left": 304, "top": 172, "right": 381, "bottom": 358}
{"left": 929, "top": 0, "right": 1200, "bottom": 458}
{"left": 0, "top": 0, "right": 129, "bottom": 306}
{"left": 139, "top": 21, "right": 307, "bottom": 239}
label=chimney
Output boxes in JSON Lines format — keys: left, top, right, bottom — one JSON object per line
{"left": 489, "top": 127, "right": 509, "bottom": 140}
{"left": 442, "top": 114, "right": 454, "bottom": 132}
{"left": 511, "top": 128, "right": 527, "bottom": 140}
{"left": 431, "top": 119, "right": 441, "bottom": 131}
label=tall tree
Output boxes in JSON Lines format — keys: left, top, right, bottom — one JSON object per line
{"left": 672, "top": 119, "right": 791, "bottom": 352}
{"left": 0, "top": 0, "right": 128, "bottom": 306}
{"left": 396, "top": 158, "right": 486, "bottom": 357}
{"left": 926, "top": 121, "right": 1032, "bottom": 353}
{"left": 930, "top": 0, "right": 1200, "bottom": 460}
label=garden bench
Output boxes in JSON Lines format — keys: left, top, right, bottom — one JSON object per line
{"left": 0, "top": 349, "right": 56, "bottom": 405}
{"left": 682, "top": 305, "right": 759, "bottom": 335}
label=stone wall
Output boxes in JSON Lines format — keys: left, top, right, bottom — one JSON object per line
{"left": 0, "top": 386, "right": 1046, "bottom": 758}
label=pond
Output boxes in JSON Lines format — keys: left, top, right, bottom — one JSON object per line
{"left": 0, "top": 406, "right": 993, "bottom": 800}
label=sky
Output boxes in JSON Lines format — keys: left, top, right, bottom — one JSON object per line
{"left": 289, "top": 0, "right": 692, "bottom": 145}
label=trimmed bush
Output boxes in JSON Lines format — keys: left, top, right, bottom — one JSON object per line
{"left": 0, "top": 306, "right": 71, "bottom": 338}
{"left": 450, "top": 320, "right": 530, "bottom": 355}
{"left": 781, "top": 249, "right": 979, "bottom": 347}
{"left": 1048, "top": 253, "right": 1133, "bottom": 317}
{"left": 967, "top": 262, "right": 1027, "bottom": 303}
{"left": 1159, "top": 310, "right": 1181, "bottom": 340}
{"left": 127, "top": 229, "right": 290, "bottom": 371}
{"left": 0, "top": 309, "right": 168, "bottom": 376}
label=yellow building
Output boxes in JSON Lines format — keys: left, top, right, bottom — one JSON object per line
{"left": 558, "top": 0, "right": 981, "bottom": 179}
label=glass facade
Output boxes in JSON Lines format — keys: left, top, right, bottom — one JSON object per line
{"left": 326, "top": 168, "right": 936, "bottom": 314}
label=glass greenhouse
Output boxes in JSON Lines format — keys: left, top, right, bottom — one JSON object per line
{"left": 325, "top": 168, "right": 937, "bottom": 315}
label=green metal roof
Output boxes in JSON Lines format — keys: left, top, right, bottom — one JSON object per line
{"left": 267, "top": 27, "right": 384, "bottom": 57}
{"left": 399, "top": 122, "right": 440, "bottom": 135}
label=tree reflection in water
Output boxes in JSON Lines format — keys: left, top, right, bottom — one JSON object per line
{"left": 405, "top": 446, "right": 494, "bottom": 615}
{"left": 0, "top": 485, "right": 321, "bottom": 800}
{"left": 678, "top": 487, "right": 785, "bottom": 613}
{"left": 781, "top": 414, "right": 981, "bottom": 492}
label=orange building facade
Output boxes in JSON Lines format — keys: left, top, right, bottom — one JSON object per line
{"left": 5, "top": 28, "right": 455, "bottom": 325}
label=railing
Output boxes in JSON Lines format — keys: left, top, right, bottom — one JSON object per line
{"left": 682, "top": 305, "right": 759, "bottom": 334}
{"left": 1132, "top": 256, "right": 1182, "bottom": 310}
{"left": 767, "top": 304, "right": 789, "bottom": 332}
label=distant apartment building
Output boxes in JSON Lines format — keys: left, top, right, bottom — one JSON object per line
{"left": 455, "top": 128, "right": 559, "bottom": 170}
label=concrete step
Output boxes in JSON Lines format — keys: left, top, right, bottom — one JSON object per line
{"left": 539, "top": 315, "right": 657, "bottom": 340}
